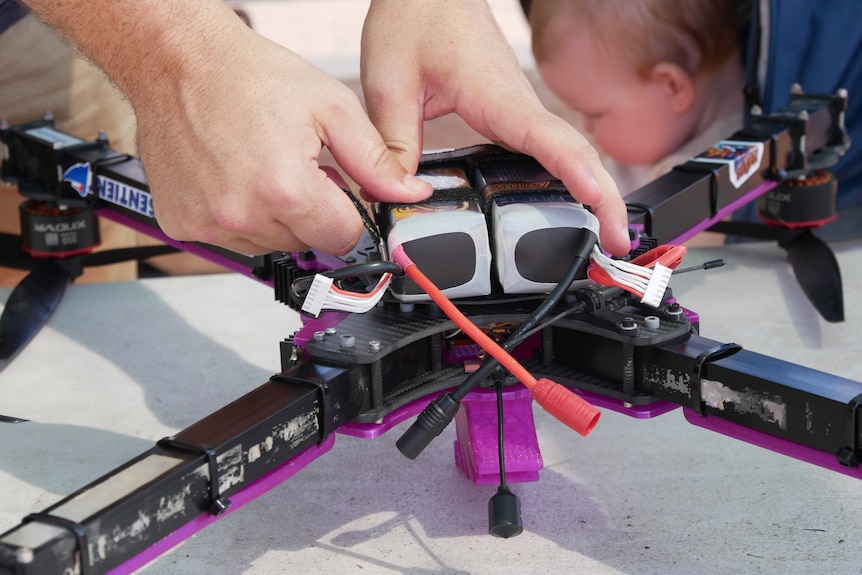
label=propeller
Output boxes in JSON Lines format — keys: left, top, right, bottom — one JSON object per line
{"left": 711, "top": 170, "right": 844, "bottom": 323}
{"left": 0, "top": 259, "right": 78, "bottom": 360}
{"left": 781, "top": 229, "right": 843, "bottom": 322}
{"left": 0, "top": 229, "right": 179, "bottom": 362}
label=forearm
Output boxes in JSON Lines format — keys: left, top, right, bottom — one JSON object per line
{"left": 22, "top": 0, "right": 247, "bottom": 110}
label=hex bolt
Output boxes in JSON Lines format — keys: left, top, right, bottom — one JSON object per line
{"left": 324, "top": 326, "right": 337, "bottom": 336}
{"left": 313, "top": 331, "right": 326, "bottom": 342}
{"left": 619, "top": 317, "right": 638, "bottom": 332}
{"left": 369, "top": 340, "right": 381, "bottom": 352}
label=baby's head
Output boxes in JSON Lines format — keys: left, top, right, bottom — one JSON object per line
{"left": 530, "top": 0, "right": 741, "bottom": 166}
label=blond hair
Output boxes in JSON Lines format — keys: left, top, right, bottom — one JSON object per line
{"left": 530, "top": 0, "right": 740, "bottom": 78}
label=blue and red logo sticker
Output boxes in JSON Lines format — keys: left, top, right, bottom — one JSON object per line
{"left": 63, "top": 162, "right": 93, "bottom": 197}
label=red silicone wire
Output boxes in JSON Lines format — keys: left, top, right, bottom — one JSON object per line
{"left": 393, "top": 250, "right": 538, "bottom": 388}
{"left": 390, "top": 245, "right": 601, "bottom": 436}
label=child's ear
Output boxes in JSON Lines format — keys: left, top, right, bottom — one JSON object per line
{"left": 650, "top": 62, "right": 695, "bottom": 115}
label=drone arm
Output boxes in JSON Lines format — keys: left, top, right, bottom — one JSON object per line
{"left": 626, "top": 89, "right": 849, "bottom": 247}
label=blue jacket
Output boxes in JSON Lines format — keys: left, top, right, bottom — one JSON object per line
{"left": 0, "top": 0, "right": 26, "bottom": 36}
{"left": 759, "top": 0, "right": 862, "bottom": 210}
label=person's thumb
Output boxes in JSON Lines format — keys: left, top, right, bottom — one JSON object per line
{"left": 326, "top": 103, "right": 431, "bottom": 204}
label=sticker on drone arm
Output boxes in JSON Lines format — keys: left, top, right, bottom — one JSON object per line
{"left": 63, "top": 163, "right": 155, "bottom": 218}
{"left": 691, "top": 140, "right": 764, "bottom": 188}
{"left": 62, "top": 163, "right": 93, "bottom": 197}
{"left": 97, "top": 175, "right": 156, "bottom": 218}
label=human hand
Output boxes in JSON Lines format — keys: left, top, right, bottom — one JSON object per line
{"left": 132, "top": 13, "right": 433, "bottom": 255}
{"left": 360, "top": 0, "right": 630, "bottom": 255}
{"left": 27, "top": 0, "right": 433, "bottom": 256}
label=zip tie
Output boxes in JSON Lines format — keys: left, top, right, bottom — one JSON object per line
{"left": 156, "top": 438, "right": 231, "bottom": 516}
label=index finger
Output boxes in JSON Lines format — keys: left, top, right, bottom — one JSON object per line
{"left": 543, "top": 146, "right": 631, "bottom": 256}
{"left": 517, "top": 120, "right": 631, "bottom": 255}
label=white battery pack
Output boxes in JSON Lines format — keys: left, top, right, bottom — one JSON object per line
{"left": 385, "top": 199, "right": 492, "bottom": 302}
{"left": 490, "top": 195, "right": 599, "bottom": 294}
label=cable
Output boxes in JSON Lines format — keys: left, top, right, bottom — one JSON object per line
{"left": 488, "top": 379, "right": 523, "bottom": 538}
{"left": 392, "top": 245, "right": 600, "bottom": 446}
{"left": 301, "top": 273, "right": 392, "bottom": 317}
{"left": 292, "top": 260, "right": 402, "bottom": 297}
{"left": 451, "top": 233, "right": 597, "bottom": 403}
{"left": 673, "top": 259, "right": 726, "bottom": 274}
{"left": 296, "top": 260, "right": 404, "bottom": 317}
{"left": 587, "top": 244, "right": 687, "bottom": 306}
{"left": 396, "top": 231, "right": 598, "bottom": 459}
{"left": 496, "top": 380, "right": 508, "bottom": 492}
{"left": 322, "top": 260, "right": 403, "bottom": 280}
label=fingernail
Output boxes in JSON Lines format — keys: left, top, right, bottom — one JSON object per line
{"left": 619, "top": 225, "right": 633, "bottom": 248}
{"left": 403, "top": 174, "right": 431, "bottom": 196}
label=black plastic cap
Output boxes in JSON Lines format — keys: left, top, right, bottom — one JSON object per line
{"left": 488, "top": 487, "right": 523, "bottom": 538}
{"left": 396, "top": 393, "right": 461, "bottom": 459}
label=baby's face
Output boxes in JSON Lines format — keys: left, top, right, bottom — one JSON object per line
{"left": 539, "top": 28, "right": 688, "bottom": 167}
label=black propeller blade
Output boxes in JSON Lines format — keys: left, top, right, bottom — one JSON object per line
{"left": 710, "top": 221, "right": 845, "bottom": 323}
{"left": 0, "top": 232, "right": 37, "bottom": 271}
{"left": 781, "top": 229, "right": 844, "bottom": 322}
{"left": 0, "top": 414, "right": 29, "bottom": 424}
{"left": 0, "top": 259, "right": 78, "bottom": 360}
{"left": 0, "top": 242, "right": 180, "bottom": 361}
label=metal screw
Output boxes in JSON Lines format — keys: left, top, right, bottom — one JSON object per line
{"left": 313, "top": 330, "right": 326, "bottom": 342}
{"left": 369, "top": 340, "right": 381, "bottom": 352}
{"left": 339, "top": 334, "right": 355, "bottom": 348}
{"left": 324, "top": 326, "right": 337, "bottom": 336}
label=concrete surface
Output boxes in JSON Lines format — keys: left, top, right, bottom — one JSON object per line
{"left": 2, "top": 240, "right": 861, "bottom": 574}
